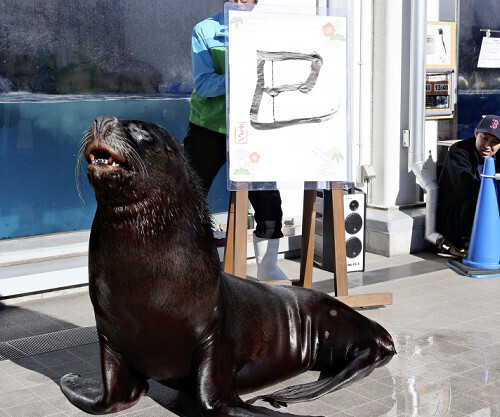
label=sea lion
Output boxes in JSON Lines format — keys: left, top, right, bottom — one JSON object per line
{"left": 61, "top": 115, "right": 396, "bottom": 416}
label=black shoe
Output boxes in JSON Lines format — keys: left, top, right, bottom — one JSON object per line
{"left": 448, "top": 246, "right": 466, "bottom": 258}
{"left": 436, "top": 236, "right": 466, "bottom": 258}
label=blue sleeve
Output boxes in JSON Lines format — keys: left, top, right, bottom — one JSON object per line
{"left": 191, "top": 27, "right": 226, "bottom": 98}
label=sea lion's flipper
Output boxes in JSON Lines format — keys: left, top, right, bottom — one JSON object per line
{"left": 246, "top": 378, "right": 335, "bottom": 408}
{"left": 247, "top": 345, "right": 375, "bottom": 407}
{"left": 60, "top": 340, "right": 148, "bottom": 414}
{"left": 196, "top": 340, "right": 322, "bottom": 417}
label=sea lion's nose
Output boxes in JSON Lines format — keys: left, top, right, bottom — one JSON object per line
{"left": 95, "top": 115, "right": 118, "bottom": 135}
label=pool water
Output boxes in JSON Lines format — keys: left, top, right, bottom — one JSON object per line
{"left": 0, "top": 94, "right": 229, "bottom": 239}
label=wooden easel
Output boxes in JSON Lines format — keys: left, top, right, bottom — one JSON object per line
{"left": 223, "top": 187, "right": 392, "bottom": 308}
{"left": 223, "top": 190, "right": 249, "bottom": 279}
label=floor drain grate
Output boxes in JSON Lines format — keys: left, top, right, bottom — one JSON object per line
{"left": 0, "top": 343, "right": 25, "bottom": 361}
{"left": 0, "top": 326, "right": 98, "bottom": 361}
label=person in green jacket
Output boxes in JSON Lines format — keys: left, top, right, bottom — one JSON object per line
{"left": 184, "top": 0, "right": 288, "bottom": 281}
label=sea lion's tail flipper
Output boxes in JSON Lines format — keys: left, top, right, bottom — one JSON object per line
{"left": 247, "top": 345, "right": 378, "bottom": 407}
{"left": 246, "top": 377, "right": 335, "bottom": 408}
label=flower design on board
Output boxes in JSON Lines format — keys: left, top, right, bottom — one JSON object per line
{"left": 313, "top": 147, "right": 345, "bottom": 176}
{"left": 322, "top": 21, "right": 346, "bottom": 41}
{"left": 230, "top": 16, "right": 244, "bottom": 29}
{"left": 249, "top": 152, "right": 261, "bottom": 164}
{"left": 323, "top": 22, "right": 335, "bottom": 38}
{"left": 233, "top": 151, "right": 261, "bottom": 176}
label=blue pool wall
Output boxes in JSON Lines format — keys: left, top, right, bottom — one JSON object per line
{"left": 0, "top": 95, "right": 229, "bottom": 239}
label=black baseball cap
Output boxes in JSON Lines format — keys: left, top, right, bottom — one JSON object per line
{"left": 476, "top": 115, "right": 500, "bottom": 140}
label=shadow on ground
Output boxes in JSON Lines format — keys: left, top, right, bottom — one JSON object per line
{"left": 0, "top": 302, "right": 199, "bottom": 416}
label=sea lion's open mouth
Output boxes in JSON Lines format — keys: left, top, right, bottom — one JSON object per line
{"left": 86, "top": 148, "right": 133, "bottom": 171}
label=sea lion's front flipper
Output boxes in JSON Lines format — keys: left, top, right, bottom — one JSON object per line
{"left": 247, "top": 345, "right": 376, "bottom": 408}
{"left": 60, "top": 340, "right": 148, "bottom": 414}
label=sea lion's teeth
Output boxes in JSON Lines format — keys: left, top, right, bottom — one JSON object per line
{"left": 108, "top": 157, "right": 114, "bottom": 165}
{"left": 89, "top": 154, "right": 95, "bottom": 163}
{"left": 112, "top": 162, "right": 119, "bottom": 167}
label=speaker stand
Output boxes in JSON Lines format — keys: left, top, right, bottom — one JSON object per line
{"left": 223, "top": 188, "right": 393, "bottom": 308}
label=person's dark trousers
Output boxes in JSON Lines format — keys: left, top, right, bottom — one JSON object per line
{"left": 184, "top": 122, "right": 283, "bottom": 239}
{"left": 458, "top": 198, "right": 475, "bottom": 247}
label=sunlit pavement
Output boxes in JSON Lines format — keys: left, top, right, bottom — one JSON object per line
{"left": 1, "top": 250, "right": 499, "bottom": 416}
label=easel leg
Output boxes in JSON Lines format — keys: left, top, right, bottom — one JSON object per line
{"left": 294, "top": 189, "right": 317, "bottom": 289}
{"left": 223, "top": 190, "right": 248, "bottom": 278}
{"left": 296, "top": 187, "right": 392, "bottom": 307}
{"left": 223, "top": 191, "right": 236, "bottom": 275}
{"left": 234, "top": 190, "right": 248, "bottom": 278}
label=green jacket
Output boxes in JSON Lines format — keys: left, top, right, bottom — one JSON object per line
{"left": 189, "top": 12, "right": 227, "bottom": 134}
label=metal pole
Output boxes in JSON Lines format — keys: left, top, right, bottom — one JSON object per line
{"left": 408, "top": 0, "right": 440, "bottom": 245}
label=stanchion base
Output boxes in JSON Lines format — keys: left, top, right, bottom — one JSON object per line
{"left": 447, "top": 259, "right": 500, "bottom": 279}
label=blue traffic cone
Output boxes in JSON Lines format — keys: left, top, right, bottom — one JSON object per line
{"left": 462, "top": 156, "right": 500, "bottom": 269}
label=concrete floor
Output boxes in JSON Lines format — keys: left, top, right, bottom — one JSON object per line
{"left": 1, "top": 250, "right": 500, "bottom": 416}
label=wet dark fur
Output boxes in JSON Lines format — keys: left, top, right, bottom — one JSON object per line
{"left": 60, "top": 116, "right": 396, "bottom": 417}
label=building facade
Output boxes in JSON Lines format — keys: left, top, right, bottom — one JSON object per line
{"left": 1, "top": 0, "right": 499, "bottom": 296}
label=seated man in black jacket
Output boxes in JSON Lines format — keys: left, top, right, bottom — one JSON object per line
{"left": 437, "top": 114, "right": 500, "bottom": 256}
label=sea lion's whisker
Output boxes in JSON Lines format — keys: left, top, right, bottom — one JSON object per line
{"left": 75, "top": 129, "right": 93, "bottom": 206}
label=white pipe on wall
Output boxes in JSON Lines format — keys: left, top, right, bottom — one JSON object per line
{"left": 350, "top": 0, "right": 361, "bottom": 181}
{"left": 408, "top": 0, "right": 440, "bottom": 245}
{"left": 358, "top": 0, "right": 373, "bottom": 170}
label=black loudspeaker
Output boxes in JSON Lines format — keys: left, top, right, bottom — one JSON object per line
{"left": 314, "top": 189, "right": 366, "bottom": 273}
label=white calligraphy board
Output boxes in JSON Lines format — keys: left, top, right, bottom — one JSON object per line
{"left": 226, "top": 6, "right": 349, "bottom": 187}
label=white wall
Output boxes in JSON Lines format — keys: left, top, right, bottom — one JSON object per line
{"left": 370, "top": 1, "right": 406, "bottom": 208}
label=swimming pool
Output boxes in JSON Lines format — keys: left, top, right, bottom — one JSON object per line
{"left": 0, "top": 94, "right": 229, "bottom": 239}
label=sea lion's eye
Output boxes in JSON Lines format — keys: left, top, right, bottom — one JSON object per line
{"left": 129, "top": 125, "right": 152, "bottom": 142}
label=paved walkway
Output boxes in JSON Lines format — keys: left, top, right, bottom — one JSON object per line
{"left": 1, "top": 251, "right": 500, "bottom": 416}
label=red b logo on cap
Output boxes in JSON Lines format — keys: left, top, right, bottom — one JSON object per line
{"left": 491, "top": 119, "right": 498, "bottom": 130}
